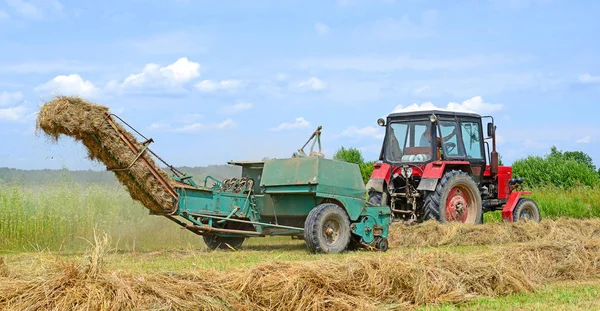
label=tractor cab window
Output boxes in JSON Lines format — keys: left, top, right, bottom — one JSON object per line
{"left": 460, "top": 121, "right": 483, "bottom": 159}
{"left": 385, "top": 121, "right": 432, "bottom": 163}
{"left": 438, "top": 121, "right": 464, "bottom": 158}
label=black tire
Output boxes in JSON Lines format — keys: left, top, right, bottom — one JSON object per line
{"left": 512, "top": 198, "right": 541, "bottom": 222}
{"left": 203, "top": 235, "right": 245, "bottom": 250}
{"left": 304, "top": 203, "right": 351, "bottom": 254}
{"left": 423, "top": 170, "right": 483, "bottom": 224}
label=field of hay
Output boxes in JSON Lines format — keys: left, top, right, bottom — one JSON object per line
{"left": 2, "top": 182, "right": 600, "bottom": 310}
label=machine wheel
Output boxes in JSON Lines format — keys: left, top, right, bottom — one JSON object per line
{"left": 304, "top": 203, "right": 351, "bottom": 254}
{"left": 512, "top": 198, "right": 541, "bottom": 222}
{"left": 203, "top": 235, "right": 245, "bottom": 250}
{"left": 423, "top": 170, "right": 483, "bottom": 224}
{"left": 374, "top": 237, "right": 389, "bottom": 252}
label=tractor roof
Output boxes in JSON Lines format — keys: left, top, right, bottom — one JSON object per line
{"left": 388, "top": 109, "right": 482, "bottom": 119}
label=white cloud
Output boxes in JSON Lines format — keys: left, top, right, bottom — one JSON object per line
{"left": 220, "top": 102, "right": 253, "bottom": 114}
{"left": 271, "top": 117, "right": 311, "bottom": 131}
{"left": 5, "top": 0, "right": 63, "bottom": 20}
{"left": 340, "top": 126, "right": 384, "bottom": 140}
{"left": 298, "top": 77, "right": 327, "bottom": 91}
{"left": 36, "top": 74, "right": 99, "bottom": 97}
{"left": 0, "top": 10, "right": 9, "bottom": 21}
{"left": 119, "top": 57, "right": 200, "bottom": 90}
{"left": 315, "top": 22, "right": 330, "bottom": 36}
{"left": 363, "top": 11, "right": 438, "bottom": 41}
{"left": 393, "top": 96, "right": 503, "bottom": 115}
{"left": 0, "top": 105, "right": 27, "bottom": 121}
{"left": 0, "top": 91, "right": 23, "bottom": 106}
{"left": 447, "top": 96, "right": 503, "bottom": 114}
{"left": 149, "top": 119, "right": 236, "bottom": 133}
{"left": 194, "top": 80, "right": 241, "bottom": 93}
{"left": 6, "top": 0, "right": 43, "bottom": 19}
{"left": 577, "top": 136, "right": 592, "bottom": 144}
{"left": 578, "top": 73, "right": 600, "bottom": 85}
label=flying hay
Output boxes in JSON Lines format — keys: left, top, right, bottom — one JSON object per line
{"left": 36, "top": 96, "right": 174, "bottom": 214}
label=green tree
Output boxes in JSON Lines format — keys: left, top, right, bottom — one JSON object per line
{"left": 333, "top": 147, "right": 374, "bottom": 184}
{"left": 333, "top": 147, "right": 364, "bottom": 165}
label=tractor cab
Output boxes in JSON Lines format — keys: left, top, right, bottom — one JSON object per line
{"left": 379, "top": 110, "right": 487, "bottom": 183}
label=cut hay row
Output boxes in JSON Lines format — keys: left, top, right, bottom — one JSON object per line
{"left": 2, "top": 237, "right": 600, "bottom": 310}
{"left": 36, "top": 96, "right": 173, "bottom": 214}
{"left": 388, "top": 218, "right": 600, "bottom": 248}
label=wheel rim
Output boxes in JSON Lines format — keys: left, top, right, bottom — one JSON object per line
{"left": 323, "top": 218, "right": 341, "bottom": 245}
{"left": 519, "top": 203, "right": 536, "bottom": 221}
{"left": 445, "top": 185, "right": 476, "bottom": 223}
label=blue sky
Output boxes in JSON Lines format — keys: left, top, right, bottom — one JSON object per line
{"left": 0, "top": 0, "right": 599, "bottom": 170}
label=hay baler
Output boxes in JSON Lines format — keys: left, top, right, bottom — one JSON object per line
{"left": 103, "top": 119, "right": 391, "bottom": 254}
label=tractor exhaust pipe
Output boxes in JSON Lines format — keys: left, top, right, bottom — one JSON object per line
{"left": 488, "top": 122, "right": 499, "bottom": 177}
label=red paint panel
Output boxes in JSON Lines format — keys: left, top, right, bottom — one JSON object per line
{"left": 422, "top": 161, "right": 471, "bottom": 179}
{"left": 370, "top": 162, "right": 391, "bottom": 180}
{"left": 501, "top": 191, "right": 532, "bottom": 222}
{"left": 497, "top": 166, "right": 513, "bottom": 199}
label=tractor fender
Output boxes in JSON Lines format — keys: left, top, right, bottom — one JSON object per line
{"left": 418, "top": 161, "right": 472, "bottom": 191}
{"left": 366, "top": 161, "right": 395, "bottom": 193}
{"left": 501, "top": 191, "right": 532, "bottom": 222}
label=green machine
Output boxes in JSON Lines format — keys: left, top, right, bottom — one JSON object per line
{"left": 165, "top": 127, "right": 391, "bottom": 253}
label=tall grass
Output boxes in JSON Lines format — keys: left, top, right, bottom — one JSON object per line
{"left": 2, "top": 181, "right": 600, "bottom": 252}
{"left": 484, "top": 186, "right": 600, "bottom": 222}
{"left": 0, "top": 182, "right": 201, "bottom": 252}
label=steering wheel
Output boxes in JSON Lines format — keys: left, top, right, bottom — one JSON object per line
{"left": 445, "top": 142, "right": 457, "bottom": 153}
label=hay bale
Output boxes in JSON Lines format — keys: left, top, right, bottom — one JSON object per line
{"left": 36, "top": 96, "right": 174, "bottom": 214}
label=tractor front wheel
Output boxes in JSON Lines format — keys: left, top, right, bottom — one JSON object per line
{"left": 512, "top": 198, "right": 541, "bottom": 222}
{"left": 423, "top": 170, "right": 483, "bottom": 224}
{"left": 203, "top": 235, "right": 245, "bottom": 250}
{"left": 304, "top": 203, "right": 351, "bottom": 254}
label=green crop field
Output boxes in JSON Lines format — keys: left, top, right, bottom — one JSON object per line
{"left": 3, "top": 181, "right": 600, "bottom": 252}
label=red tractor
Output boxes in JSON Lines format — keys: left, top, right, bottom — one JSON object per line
{"left": 366, "top": 110, "right": 540, "bottom": 224}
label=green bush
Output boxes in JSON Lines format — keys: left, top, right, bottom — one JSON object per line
{"left": 512, "top": 147, "right": 600, "bottom": 188}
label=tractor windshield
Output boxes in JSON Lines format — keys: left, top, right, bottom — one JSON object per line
{"left": 384, "top": 121, "right": 433, "bottom": 163}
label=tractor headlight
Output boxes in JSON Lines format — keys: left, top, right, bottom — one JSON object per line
{"left": 429, "top": 114, "right": 438, "bottom": 123}
{"left": 377, "top": 118, "right": 386, "bottom": 127}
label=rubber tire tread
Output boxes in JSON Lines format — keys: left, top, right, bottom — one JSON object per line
{"left": 304, "top": 203, "right": 351, "bottom": 254}
{"left": 512, "top": 198, "right": 541, "bottom": 222}
{"left": 422, "top": 170, "right": 483, "bottom": 224}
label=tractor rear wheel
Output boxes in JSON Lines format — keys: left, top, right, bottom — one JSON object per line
{"left": 512, "top": 198, "right": 541, "bottom": 222}
{"left": 203, "top": 235, "right": 245, "bottom": 250}
{"left": 304, "top": 203, "right": 351, "bottom": 254}
{"left": 423, "top": 170, "right": 483, "bottom": 224}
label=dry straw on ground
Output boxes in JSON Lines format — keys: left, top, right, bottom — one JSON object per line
{"left": 388, "top": 218, "right": 600, "bottom": 248}
{"left": 2, "top": 232, "right": 600, "bottom": 311}
{"left": 36, "top": 96, "right": 174, "bottom": 214}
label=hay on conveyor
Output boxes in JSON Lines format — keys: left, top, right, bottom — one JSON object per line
{"left": 2, "top": 235, "right": 600, "bottom": 310}
{"left": 36, "top": 96, "right": 174, "bottom": 214}
{"left": 388, "top": 218, "right": 600, "bottom": 248}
